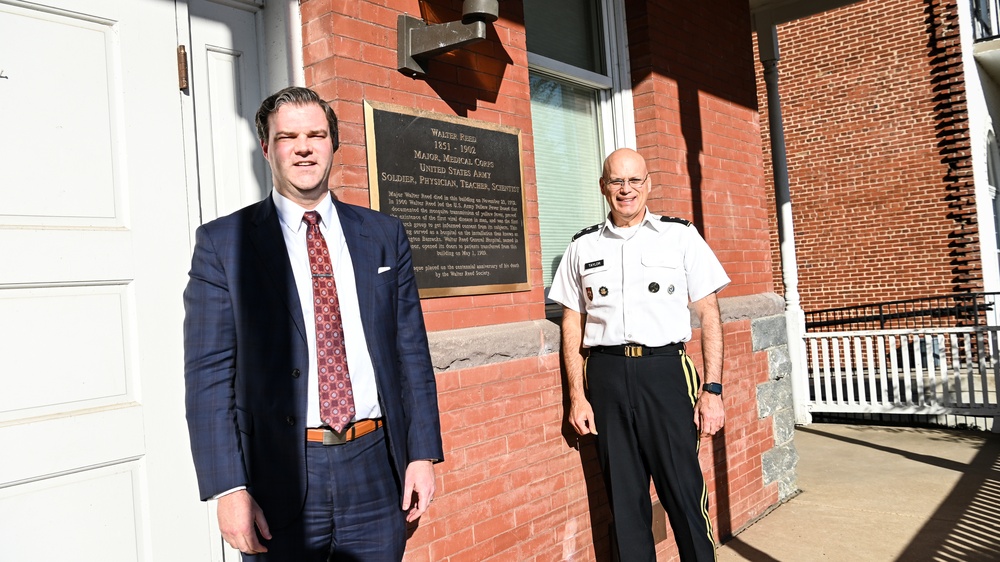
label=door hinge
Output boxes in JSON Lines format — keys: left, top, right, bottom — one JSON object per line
{"left": 177, "top": 45, "right": 189, "bottom": 90}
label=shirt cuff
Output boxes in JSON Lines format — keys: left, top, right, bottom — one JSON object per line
{"left": 212, "top": 486, "right": 247, "bottom": 500}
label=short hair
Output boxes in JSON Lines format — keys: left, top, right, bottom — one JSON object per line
{"left": 255, "top": 86, "right": 339, "bottom": 151}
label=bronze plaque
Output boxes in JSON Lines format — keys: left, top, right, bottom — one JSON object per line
{"left": 364, "top": 101, "right": 529, "bottom": 298}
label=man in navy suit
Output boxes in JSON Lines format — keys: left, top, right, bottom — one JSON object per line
{"left": 184, "top": 87, "right": 443, "bottom": 561}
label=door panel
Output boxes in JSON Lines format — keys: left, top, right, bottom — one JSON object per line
{"left": 0, "top": 3, "right": 121, "bottom": 225}
{"left": 0, "top": 406, "right": 144, "bottom": 486}
{"left": 0, "top": 286, "right": 130, "bottom": 414}
{"left": 0, "top": 463, "right": 145, "bottom": 561}
{"left": 189, "top": 0, "right": 268, "bottom": 222}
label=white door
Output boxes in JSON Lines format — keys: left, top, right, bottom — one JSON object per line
{"left": 0, "top": 0, "right": 212, "bottom": 560}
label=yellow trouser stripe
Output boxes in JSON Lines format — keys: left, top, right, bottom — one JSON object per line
{"left": 680, "top": 351, "right": 699, "bottom": 407}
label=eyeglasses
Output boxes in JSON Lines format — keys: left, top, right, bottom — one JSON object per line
{"left": 604, "top": 174, "right": 648, "bottom": 189}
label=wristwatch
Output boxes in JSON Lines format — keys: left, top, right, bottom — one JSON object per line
{"left": 702, "top": 382, "right": 723, "bottom": 396}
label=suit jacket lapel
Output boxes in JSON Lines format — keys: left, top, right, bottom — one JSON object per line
{"left": 249, "top": 197, "right": 308, "bottom": 344}
{"left": 335, "top": 200, "right": 375, "bottom": 320}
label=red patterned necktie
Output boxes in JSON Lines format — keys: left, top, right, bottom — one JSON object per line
{"left": 303, "top": 211, "right": 354, "bottom": 432}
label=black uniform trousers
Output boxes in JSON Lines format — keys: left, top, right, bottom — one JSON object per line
{"left": 586, "top": 348, "right": 716, "bottom": 562}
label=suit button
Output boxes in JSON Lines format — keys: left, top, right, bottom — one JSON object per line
{"left": 285, "top": 416, "right": 295, "bottom": 426}
{"left": 291, "top": 368, "right": 301, "bottom": 378}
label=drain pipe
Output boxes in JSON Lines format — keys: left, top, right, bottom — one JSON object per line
{"left": 757, "top": 21, "right": 812, "bottom": 425}
{"left": 285, "top": 0, "right": 305, "bottom": 86}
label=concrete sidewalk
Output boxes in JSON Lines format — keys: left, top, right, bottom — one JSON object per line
{"left": 716, "top": 423, "right": 1000, "bottom": 562}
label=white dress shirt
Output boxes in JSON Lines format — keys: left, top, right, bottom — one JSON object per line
{"left": 272, "top": 190, "right": 381, "bottom": 426}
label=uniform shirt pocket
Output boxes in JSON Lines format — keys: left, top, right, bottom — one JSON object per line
{"left": 641, "top": 250, "right": 684, "bottom": 297}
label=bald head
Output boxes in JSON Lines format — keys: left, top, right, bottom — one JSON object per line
{"left": 602, "top": 148, "right": 647, "bottom": 178}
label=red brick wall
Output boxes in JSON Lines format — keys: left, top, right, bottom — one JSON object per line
{"left": 302, "top": 0, "right": 547, "bottom": 331}
{"left": 405, "top": 354, "right": 605, "bottom": 561}
{"left": 754, "top": 0, "right": 978, "bottom": 312}
{"left": 298, "top": 1, "right": 781, "bottom": 560}
{"left": 626, "top": 0, "right": 774, "bottom": 300}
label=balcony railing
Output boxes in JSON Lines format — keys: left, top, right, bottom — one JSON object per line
{"left": 803, "top": 327, "right": 1000, "bottom": 417}
{"left": 804, "top": 293, "right": 1000, "bottom": 332}
{"left": 974, "top": 0, "right": 1000, "bottom": 41}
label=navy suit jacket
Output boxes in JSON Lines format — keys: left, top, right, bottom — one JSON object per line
{"left": 183, "top": 195, "right": 443, "bottom": 528}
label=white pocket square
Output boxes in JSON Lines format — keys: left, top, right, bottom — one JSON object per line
{"left": 377, "top": 266, "right": 391, "bottom": 274}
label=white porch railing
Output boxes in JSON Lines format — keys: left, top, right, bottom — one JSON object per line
{"left": 802, "top": 327, "right": 1000, "bottom": 416}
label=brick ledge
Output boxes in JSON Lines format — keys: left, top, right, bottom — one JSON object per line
{"left": 427, "top": 292, "right": 787, "bottom": 371}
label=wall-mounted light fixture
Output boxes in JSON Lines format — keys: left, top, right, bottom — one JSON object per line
{"left": 397, "top": 0, "right": 499, "bottom": 77}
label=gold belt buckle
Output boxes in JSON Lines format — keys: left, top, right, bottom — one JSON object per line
{"left": 625, "top": 344, "right": 643, "bottom": 357}
{"left": 322, "top": 428, "right": 348, "bottom": 445}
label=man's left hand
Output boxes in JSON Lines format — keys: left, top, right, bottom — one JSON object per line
{"left": 402, "top": 460, "right": 436, "bottom": 522}
{"left": 694, "top": 392, "right": 725, "bottom": 437}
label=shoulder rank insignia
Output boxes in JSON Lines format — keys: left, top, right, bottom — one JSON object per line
{"left": 572, "top": 223, "right": 601, "bottom": 240}
{"left": 660, "top": 216, "right": 692, "bottom": 226}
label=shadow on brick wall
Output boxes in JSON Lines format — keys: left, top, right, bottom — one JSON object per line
{"left": 712, "top": 430, "right": 733, "bottom": 542}
{"left": 414, "top": 1, "right": 514, "bottom": 117}
{"left": 575, "top": 435, "right": 615, "bottom": 561}
{"left": 559, "top": 355, "right": 616, "bottom": 561}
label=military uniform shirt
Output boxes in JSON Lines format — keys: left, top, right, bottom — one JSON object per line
{"left": 548, "top": 209, "right": 730, "bottom": 347}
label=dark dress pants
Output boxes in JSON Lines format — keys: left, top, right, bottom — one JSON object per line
{"left": 247, "top": 428, "right": 406, "bottom": 562}
{"left": 586, "top": 350, "right": 717, "bottom": 562}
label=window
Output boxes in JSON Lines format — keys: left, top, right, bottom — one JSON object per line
{"left": 524, "top": 0, "right": 635, "bottom": 301}
{"left": 989, "top": 131, "right": 999, "bottom": 189}
{"left": 531, "top": 74, "right": 606, "bottom": 287}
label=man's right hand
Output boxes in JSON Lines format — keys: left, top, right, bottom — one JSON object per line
{"left": 217, "top": 489, "right": 271, "bottom": 555}
{"left": 569, "top": 397, "right": 598, "bottom": 436}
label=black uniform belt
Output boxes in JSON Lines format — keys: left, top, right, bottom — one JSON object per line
{"left": 589, "top": 342, "right": 684, "bottom": 358}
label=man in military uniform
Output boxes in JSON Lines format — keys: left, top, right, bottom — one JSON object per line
{"left": 549, "top": 148, "right": 729, "bottom": 562}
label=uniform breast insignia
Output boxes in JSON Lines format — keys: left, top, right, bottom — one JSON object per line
{"left": 660, "top": 216, "right": 692, "bottom": 226}
{"left": 572, "top": 223, "right": 601, "bottom": 240}
{"left": 586, "top": 287, "right": 593, "bottom": 301}
{"left": 599, "top": 286, "right": 609, "bottom": 296}
{"left": 584, "top": 259, "right": 604, "bottom": 270}
{"left": 648, "top": 282, "right": 660, "bottom": 293}
{"left": 667, "top": 284, "right": 675, "bottom": 294}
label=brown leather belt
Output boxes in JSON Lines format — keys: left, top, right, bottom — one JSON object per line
{"left": 307, "top": 419, "right": 383, "bottom": 445}
{"left": 589, "top": 342, "right": 684, "bottom": 357}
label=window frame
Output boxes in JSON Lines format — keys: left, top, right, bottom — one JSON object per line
{"left": 526, "top": 0, "right": 636, "bottom": 316}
